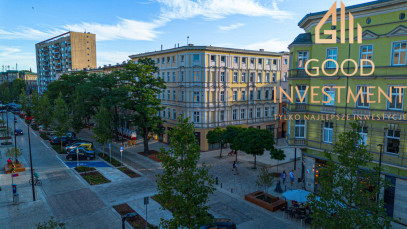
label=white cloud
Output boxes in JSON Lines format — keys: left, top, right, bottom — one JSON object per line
{"left": 0, "top": 46, "right": 35, "bottom": 71}
{"left": 157, "top": 0, "right": 292, "bottom": 20}
{"left": 0, "top": 27, "right": 65, "bottom": 41}
{"left": 218, "top": 23, "right": 245, "bottom": 31}
{"left": 63, "top": 18, "right": 166, "bottom": 41}
{"left": 245, "top": 38, "right": 290, "bottom": 52}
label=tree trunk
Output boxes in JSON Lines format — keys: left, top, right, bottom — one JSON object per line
{"left": 102, "top": 143, "right": 105, "bottom": 157}
{"left": 235, "top": 150, "right": 238, "bottom": 162}
{"left": 143, "top": 130, "right": 149, "bottom": 155}
{"left": 60, "top": 139, "right": 63, "bottom": 153}
{"left": 254, "top": 155, "right": 257, "bottom": 169}
{"left": 219, "top": 141, "right": 222, "bottom": 158}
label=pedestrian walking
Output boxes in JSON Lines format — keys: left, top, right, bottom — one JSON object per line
{"left": 289, "top": 170, "right": 294, "bottom": 186}
{"left": 281, "top": 170, "right": 286, "bottom": 184}
{"left": 232, "top": 161, "right": 236, "bottom": 174}
{"left": 234, "top": 161, "right": 239, "bottom": 175}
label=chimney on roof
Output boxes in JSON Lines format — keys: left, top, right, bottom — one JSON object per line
{"left": 161, "top": 44, "right": 163, "bottom": 51}
{"left": 188, "top": 44, "right": 194, "bottom": 46}
{"left": 259, "top": 49, "right": 264, "bottom": 52}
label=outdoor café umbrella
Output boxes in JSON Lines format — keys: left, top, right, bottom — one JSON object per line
{"left": 282, "top": 189, "right": 312, "bottom": 203}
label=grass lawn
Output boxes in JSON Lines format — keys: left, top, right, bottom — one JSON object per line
{"left": 118, "top": 167, "right": 140, "bottom": 178}
{"left": 75, "top": 166, "right": 96, "bottom": 173}
{"left": 80, "top": 171, "right": 110, "bottom": 185}
{"left": 138, "top": 150, "right": 162, "bottom": 162}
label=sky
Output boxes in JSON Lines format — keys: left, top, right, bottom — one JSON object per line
{"left": 0, "top": 0, "right": 371, "bottom": 71}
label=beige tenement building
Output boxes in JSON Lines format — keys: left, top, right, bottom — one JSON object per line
{"left": 130, "top": 45, "right": 288, "bottom": 151}
{"left": 35, "top": 31, "right": 96, "bottom": 93}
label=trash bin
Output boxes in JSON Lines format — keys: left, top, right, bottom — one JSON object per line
{"left": 13, "top": 193, "right": 19, "bottom": 204}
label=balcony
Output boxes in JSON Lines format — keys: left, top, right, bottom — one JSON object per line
{"left": 295, "top": 103, "right": 308, "bottom": 111}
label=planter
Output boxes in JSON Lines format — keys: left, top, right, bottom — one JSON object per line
{"left": 245, "top": 191, "right": 286, "bottom": 212}
{"left": 113, "top": 203, "right": 157, "bottom": 229}
{"left": 5, "top": 163, "right": 26, "bottom": 174}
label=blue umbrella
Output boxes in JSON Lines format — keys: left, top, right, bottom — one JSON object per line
{"left": 282, "top": 189, "right": 312, "bottom": 203}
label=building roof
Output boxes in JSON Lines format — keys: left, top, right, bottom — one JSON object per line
{"left": 129, "top": 45, "right": 286, "bottom": 59}
{"left": 298, "top": 0, "right": 403, "bottom": 28}
{"left": 291, "top": 33, "right": 313, "bottom": 45}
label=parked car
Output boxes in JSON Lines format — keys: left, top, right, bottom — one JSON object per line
{"left": 66, "top": 147, "right": 96, "bottom": 161}
{"left": 50, "top": 133, "right": 77, "bottom": 146}
{"left": 65, "top": 141, "right": 94, "bottom": 151}
{"left": 200, "top": 219, "right": 236, "bottom": 229}
{"left": 14, "top": 129, "right": 23, "bottom": 136}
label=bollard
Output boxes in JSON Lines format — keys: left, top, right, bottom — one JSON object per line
{"left": 231, "top": 188, "right": 233, "bottom": 193}
{"left": 221, "top": 183, "right": 222, "bottom": 188}
{"left": 13, "top": 193, "right": 19, "bottom": 205}
{"left": 215, "top": 177, "right": 218, "bottom": 185}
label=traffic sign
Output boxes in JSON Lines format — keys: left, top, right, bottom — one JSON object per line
{"left": 120, "top": 146, "right": 123, "bottom": 152}
{"left": 12, "top": 173, "right": 19, "bottom": 177}
{"left": 144, "top": 196, "right": 149, "bottom": 205}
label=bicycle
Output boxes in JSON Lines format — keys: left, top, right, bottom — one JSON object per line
{"left": 29, "top": 178, "right": 42, "bottom": 186}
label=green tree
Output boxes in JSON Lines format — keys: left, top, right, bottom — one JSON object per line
{"left": 36, "top": 216, "right": 65, "bottom": 229}
{"left": 30, "top": 91, "right": 40, "bottom": 120}
{"left": 307, "top": 123, "right": 391, "bottom": 229}
{"left": 206, "top": 127, "right": 226, "bottom": 158}
{"left": 10, "top": 78, "right": 26, "bottom": 101}
{"left": 38, "top": 95, "right": 53, "bottom": 136}
{"left": 93, "top": 101, "right": 114, "bottom": 156}
{"left": 53, "top": 93, "right": 70, "bottom": 152}
{"left": 19, "top": 90, "right": 31, "bottom": 117}
{"left": 223, "top": 126, "right": 244, "bottom": 161}
{"left": 156, "top": 116, "right": 215, "bottom": 229}
{"left": 256, "top": 167, "right": 275, "bottom": 193}
{"left": 237, "top": 128, "right": 277, "bottom": 169}
{"left": 271, "top": 149, "right": 286, "bottom": 173}
{"left": 121, "top": 59, "right": 166, "bottom": 154}
{"left": 6, "top": 147, "right": 22, "bottom": 162}
{"left": 70, "top": 93, "right": 87, "bottom": 136}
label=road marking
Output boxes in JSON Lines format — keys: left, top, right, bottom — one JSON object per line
{"left": 42, "top": 141, "right": 50, "bottom": 149}
{"left": 55, "top": 155, "right": 69, "bottom": 169}
{"left": 32, "top": 131, "right": 37, "bottom": 137}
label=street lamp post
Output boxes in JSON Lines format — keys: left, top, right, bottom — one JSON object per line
{"left": 377, "top": 144, "right": 383, "bottom": 202}
{"left": 28, "top": 117, "right": 36, "bottom": 201}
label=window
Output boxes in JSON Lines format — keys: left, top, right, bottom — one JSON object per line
{"left": 156, "top": 58, "right": 160, "bottom": 64}
{"left": 233, "top": 72, "right": 238, "bottom": 82}
{"left": 181, "top": 91, "right": 185, "bottom": 101}
{"left": 257, "top": 89, "right": 261, "bottom": 100}
{"left": 257, "top": 72, "right": 262, "bottom": 82}
{"left": 161, "top": 57, "right": 165, "bottom": 63}
{"left": 167, "top": 108, "right": 171, "bottom": 119}
{"left": 388, "top": 86, "right": 404, "bottom": 110}
{"left": 294, "top": 120, "right": 305, "bottom": 138}
{"left": 273, "top": 59, "right": 277, "bottom": 66}
{"left": 265, "top": 89, "right": 270, "bottom": 99}
{"left": 193, "top": 54, "right": 200, "bottom": 62}
{"left": 162, "top": 110, "right": 165, "bottom": 118}
{"left": 172, "top": 72, "right": 176, "bottom": 82}
{"left": 180, "top": 72, "right": 184, "bottom": 82}
{"left": 172, "top": 56, "right": 175, "bottom": 63}
{"left": 323, "top": 86, "right": 335, "bottom": 106}
{"left": 360, "top": 45, "right": 373, "bottom": 67}
{"left": 167, "top": 72, "right": 170, "bottom": 82}
{"left": 234, "top": 57, "right": 238, "bottom": 63}
{"left": 264, "top": 107, "right": 269, "bottom": 117}
{"left": 240, "top": 109, "right": 246, "bottom": 119}
{"left": 297, "top": 51, "right": 309, "bottom": 69}
{"left": 162, "top": 72, "right": 165, "bottom": 80}
{"left": 325, "top": 48, "right": 338, "bottom": 68}
{"left": 323, "top": 122, "right": 334, "bottom": 143}
{"left": 172, "top": 90, "right": 176, "bottom": 100}
{"left": 221, "top": 72, "right": 225, "bottom": 82}
{"left": 284, "top": 59, "right": 288, "bottom": 65}
{"left": 356, "top": 86, "right": 369, "bottom": 108}
{"left": 241, "top": 91, "right": 246, "bottom": 101}
{"left": 392, "top": 42, "right": 407, "bottom": 66}
{"left": 271, "top": 88, "right": 275, "bottom": 100}
{"left": 359, "top": 126, "right": 368, "bottom": 145}
{"left": 241, "top": 72, "right": 246, "bottom": 82}
{"left": 250, "top": 58, "right": 255, "bottom": 64}
{"left": 386, "top": 130, "right": 400, "bottom": 154}
{"left": 167, "top": 90, "right": 170, "bottom": 100}
{"left": 167, "top": 57, "right": 170, "bottom": 63}
{"left": 242, "top": 57, "right": 247, "bottom": 64}
{"left": 272, "top": 72, "right": 277, "bottom": 82}
{"left": 249, "top": 108, "right": 253, "bottom": 119}
{"left": 250, "top": 73, "right": 255, "bottom": 82}
{"left": 220, "top": 91, "right": 225, "bottom": 101}
{"left": 296, "top": 85, "right": 308, "bottom": 104}
{"left": 249, "top": 90, "right": 254, "bottom": 100}
{"left": 221, "top": 56, "right": 226, "bottom": 63}
{"left": 193, "top": 71, "right": 200, "bottom": 82}
{"left": 220, "top": 110, "right": 225, "bottom": 121}
{"left": 271, "top": 107, "right": 275, "bottom": 116}
{"left": 181, "top": 55, "right": 185, "bottom": 62}
{"left": 232, "top": 109, "right": 238, "bottom": 120}
{"left": 256, "top": 108, "right": 261, "bottom": 118}
{"left": 173, "top": 109, "right": 177, "bottom": 119}
{"left": 193, "top": 92, "right": 200, "bottom": 102}
{"left": 193, "top": 112, "right": 200, "bottom": 123}
{"left": 233, "top": 91, "right": 238, "bottom": 101}
{"left": 265, "top": 73, "right": 270, "bottom": 82}
{"left": 211, "top": 55, "right": 216, "bottom": 62}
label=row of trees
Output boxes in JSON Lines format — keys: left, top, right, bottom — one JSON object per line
{"left": 207, "top": 126, "right": 285, "bottom": 169}
{"left": 0, "top": 78, "right": 26, "bottom": 105}
{"left": 19, "top": 58, "right": 166, "bottom": 155}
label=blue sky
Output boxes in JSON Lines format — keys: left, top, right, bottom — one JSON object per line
{"left": 0, "top": 0, "right": 369, "bottom": 71}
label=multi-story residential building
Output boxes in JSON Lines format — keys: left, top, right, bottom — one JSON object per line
{"left": 0, "top": 70, "right": 19, "bottom": 84}
{"left": 35, "top": 31, "right": 96, "bottom": 93}
{"left": 288, "top": 0, "right": 407, "bottom": 223}
{"left": 130, "top": 45, "right": 289, "bottom": 151}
